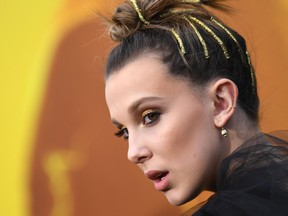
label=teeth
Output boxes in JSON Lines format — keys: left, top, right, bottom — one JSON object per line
{"left": 147, "top": 171, "right": 168, "bottom": 181}
{"left": 160, "top": 173, "right": 167, "bottom": 180}
{"left": 156, "top": 173, "right": 163, "bottom": 179}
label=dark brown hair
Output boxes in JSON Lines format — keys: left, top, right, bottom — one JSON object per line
{"left": 105, "top": 0, "right": 259, "bottom": 121}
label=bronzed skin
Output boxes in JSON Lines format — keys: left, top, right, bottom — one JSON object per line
{"left": 105, "top": 54, "right": 258, "bottom": 205}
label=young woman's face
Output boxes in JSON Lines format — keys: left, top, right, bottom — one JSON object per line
{"left": 105, "top": 54, "right": 223, "bottom": 205}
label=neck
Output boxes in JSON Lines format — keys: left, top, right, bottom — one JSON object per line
{"left": 206, "top": 109, "right": 259, "bottom": 192}
{"left": 226, "top": 108, "right": 260, "bottom": 155}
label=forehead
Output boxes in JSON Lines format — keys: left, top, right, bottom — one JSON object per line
{"left": 106, "top": 55, "right": 172, "bottom": 99}
{"left": 105, "top": 54, "right": 198, "bottom": 118}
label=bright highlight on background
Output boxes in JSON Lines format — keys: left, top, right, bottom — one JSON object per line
{"left": 0, "top": 1, "right": 65, "bottom": 215}
{"left": 0, "top": 1, "right": 117, "bottom": 215}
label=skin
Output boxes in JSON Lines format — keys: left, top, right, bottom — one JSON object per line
{"left": 105, "top": 53, "right": 259, "bottom": 206}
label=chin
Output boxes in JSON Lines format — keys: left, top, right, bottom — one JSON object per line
{"left": 164, "top": 187, "right": 201, "bottom": 206}
{"left": 166, "top": 196, "right": 190, "bottom": 206}
{"left": 164, "top": 191, "right": 193, "bottom": 206}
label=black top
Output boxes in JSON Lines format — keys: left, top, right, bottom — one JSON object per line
{"left": 193, "top": 131, "right": 288, "bottom": 216}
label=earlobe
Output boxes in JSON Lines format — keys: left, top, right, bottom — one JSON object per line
{"left": 210, "top": 78, "right": 238, "bottom": 128}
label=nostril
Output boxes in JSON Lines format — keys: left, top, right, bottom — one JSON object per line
{"left": 136, "top": 155, "right": 149, "bottom": 164}
{"left": 127, "top": 135, "right": 152, "bottom": 163}
{"left": 127, "top": 147, "right": 152, "bottom": 164}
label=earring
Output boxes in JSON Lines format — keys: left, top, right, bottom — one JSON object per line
{"left": 221, "top": 127, "right": 228, "bottom": 138}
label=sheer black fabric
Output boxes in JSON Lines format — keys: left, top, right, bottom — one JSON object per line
{"left": 193, "top": 131, "right": 288, "bottom": 216}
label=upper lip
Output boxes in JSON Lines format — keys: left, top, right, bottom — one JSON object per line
{"left": 145, "top": 170, "right": 169, "bottom": 181}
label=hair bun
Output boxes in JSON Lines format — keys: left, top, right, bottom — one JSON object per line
{"left": 108, "top": 0, "right": 228, "bottom": 42}
{"left": 109, "top": 1, "right": 145, "bottom": 41}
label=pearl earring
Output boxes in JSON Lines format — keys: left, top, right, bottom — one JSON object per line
{"left": 221, "top": 127, "right": 228, "bottom": 138}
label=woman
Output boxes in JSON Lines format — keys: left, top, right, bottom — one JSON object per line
{"left": 104, "top": 0, "right": 288, "bottom": 215}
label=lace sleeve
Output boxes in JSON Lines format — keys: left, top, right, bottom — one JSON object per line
{"left": 193, "top": 131, "right": 288, "bottom": 216}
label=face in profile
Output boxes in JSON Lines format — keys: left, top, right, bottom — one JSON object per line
{"left": 105, "top": 54, "right": 224, "bottom": 205}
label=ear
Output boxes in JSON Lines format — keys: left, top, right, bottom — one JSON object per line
{"left": 209, "top": 78, "right": 238, "bottom": 128}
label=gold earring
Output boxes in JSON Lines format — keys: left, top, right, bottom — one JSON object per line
{"left": 221, "top": 127, "right": 228, "bottom": 138}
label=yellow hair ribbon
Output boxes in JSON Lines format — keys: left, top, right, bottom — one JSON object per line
{"left": 130, "top": 0, "right": 150, "bottom": 25}
{"left": 211, "top": 17, "right": 244, "bottom": 62}
{"left": 189, "top": 16, "right": 230, "bottom": 59}
{"left": 170, "top": 28, "right": 186, "bottom": 54}
{"left": 184, "top": 17, "right": 209, "bottom": 58}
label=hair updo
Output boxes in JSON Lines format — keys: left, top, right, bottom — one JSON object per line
{"left": 105, "top": 0, "right": 259, "bottom": 122}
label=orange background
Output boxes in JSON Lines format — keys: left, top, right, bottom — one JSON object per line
{"left": 1, "top": 0, "right": 288, "bottom": 215}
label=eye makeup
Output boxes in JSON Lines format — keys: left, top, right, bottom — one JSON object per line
{"left": 112, "top": 98, "right": 165, "bottom": 140}
{"left": 141, "top": 109, "right": 161, "bottom": 126}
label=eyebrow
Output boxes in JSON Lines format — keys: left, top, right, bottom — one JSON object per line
{"left": 128, "top": 96, "right": 163, "bottom": 113}
{"left": 111, "top": 96, "right": 163, "bottom": 127}
{"left": 111, "top": 119, "right": 122, "bottom": 128}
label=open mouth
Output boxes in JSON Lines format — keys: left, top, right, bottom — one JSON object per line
{"left": 145, "top": 170, "right": 170, "bottom": 191}
{"left": 154, "top": 172, "right": 168, "bottom": 182}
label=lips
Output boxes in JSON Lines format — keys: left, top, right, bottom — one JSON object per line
{"left": 145, "top": 170, "right": 170, "bottom": 191}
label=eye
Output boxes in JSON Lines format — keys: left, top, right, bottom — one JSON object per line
{"left": 141, "top": 109, "right": 160, "bottom": 126}
{"left": 114, "top": 128, "right": 129, "bottom": 140}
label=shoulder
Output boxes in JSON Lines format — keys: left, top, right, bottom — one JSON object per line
{"left": 219, "top": 131, "right": 288, "bottom": 189}
{"left": 193, "top": 131, "right": 288, "bottom": 216}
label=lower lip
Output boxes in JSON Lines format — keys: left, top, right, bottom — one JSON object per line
{"left": 153, "top": 173, "right": 170, "bottom": 191}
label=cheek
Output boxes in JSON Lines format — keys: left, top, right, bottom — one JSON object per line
{"left": 156, "top": 107, "right": 217, "bottom": 162}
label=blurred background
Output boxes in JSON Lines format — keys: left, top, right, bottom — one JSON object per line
{"left": 0, "top": 0, "right": 288, "bottom": 215}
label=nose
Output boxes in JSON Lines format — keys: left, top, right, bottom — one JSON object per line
{"left": 127, "top": 134, "right": 152, "bottom": 164}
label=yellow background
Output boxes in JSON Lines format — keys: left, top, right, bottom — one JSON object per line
{"left": 0, "top": 0, "right": 288, "bottom": 215}
{"left": 1, "top": 1, "right": 64, "bottom": 215}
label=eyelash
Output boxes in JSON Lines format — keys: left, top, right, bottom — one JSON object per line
{"left": 114, "top": 109, "right": 161, "bottom": 140}
{"left": 115, "top": 128, "right": 129, "bottom": 140}
{"left": 141, "top": 109, "right": 161, "bottom": 126}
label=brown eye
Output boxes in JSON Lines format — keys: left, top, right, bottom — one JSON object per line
{"left": 142, "top": 109, "right": 160, "bottom": 126}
